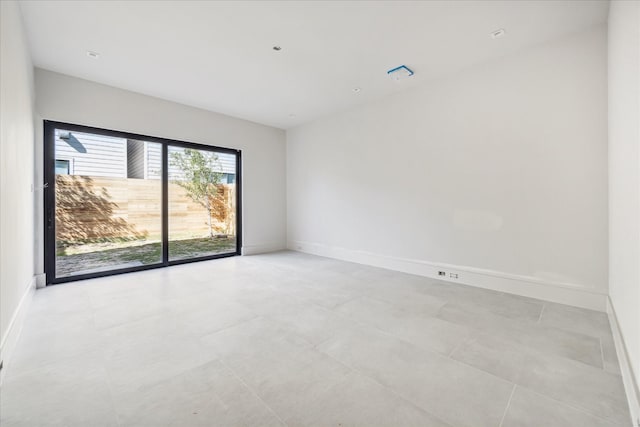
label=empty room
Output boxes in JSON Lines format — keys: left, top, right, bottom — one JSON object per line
{"left": 1, "top": 0, "right": 639, "bottom": 426}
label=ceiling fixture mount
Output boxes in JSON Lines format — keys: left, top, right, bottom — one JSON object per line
{"left": 272, "top": 46, "right": 282, "bottom": 51}
{"left": 387, "top": 65, "right": 414, "bottom": 81}
{"left": 352, "top": 87, "right": 361, "bottom": 93}
{"left": 86, "top": 51, "right": 100, "bottom": 59}
{"left": 490, "top": 28, "right": 506, "bottom": 39}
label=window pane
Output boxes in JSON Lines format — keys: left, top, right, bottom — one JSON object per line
{"left": 55, "top": 159, "right": 70, "bottom": 175}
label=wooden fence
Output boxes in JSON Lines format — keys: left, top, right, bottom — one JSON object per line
{"left": 55, "top": 175, "right": 236, "bottom": 241}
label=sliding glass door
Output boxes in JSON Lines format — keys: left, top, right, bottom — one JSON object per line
{"left": 44, "top": 121, "right": 241, "bottom": 284}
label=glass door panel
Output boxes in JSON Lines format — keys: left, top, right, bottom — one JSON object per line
{"left": 52, "top": 128, "right": 163, "bottom": 278}
{"left": 167, "top": 146, "right": 237, "bottom": 261}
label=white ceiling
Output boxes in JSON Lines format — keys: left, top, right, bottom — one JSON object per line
{"left": 18, "top": 0, "right": 608, "bottom": 129}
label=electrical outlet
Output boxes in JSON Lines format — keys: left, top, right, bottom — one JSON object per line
{"left": 438, "top": 271, "right": 446, "bottom": 276}
{"left": 449, "top": 273, "right": 459, "bottom": 279}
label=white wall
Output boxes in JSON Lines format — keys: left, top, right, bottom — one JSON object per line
{"left": 34, "top": 69, "right": 287, "bottom": 267}
{"left": 0, "top": 1, "right": 36, "bottom": 365}
{"left": 608, "top": 0, "right": 640, "bottom": 415}
{"left": 287, "top": 26, "right": 608, "bottom": 308}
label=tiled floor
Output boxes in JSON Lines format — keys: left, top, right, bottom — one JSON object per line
{"left": 0, "top": 251, "right": 630, "bottom": 427}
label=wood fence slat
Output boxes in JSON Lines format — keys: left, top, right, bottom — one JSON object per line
{"left": 55, "top": 175, "right": 235, "bottom": 241}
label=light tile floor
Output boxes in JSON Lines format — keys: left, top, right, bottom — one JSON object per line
{"left": 0, "top": 251, "right": 630, "bottom": 427}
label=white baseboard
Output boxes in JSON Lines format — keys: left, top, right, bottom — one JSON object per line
{"left": 607, "top": 297, "right": 640, "bottom": 426}
{"left": 0, "top": 275, "right": 37, "bottom": 384}
{"left": 287, "top": 240, "right": 608, "bottom": 312}
{"left": 35, "top": 273, "right": 46, "bottom": 289}
{"left": 242, "top": 242, "right": 286, "bottom": 256}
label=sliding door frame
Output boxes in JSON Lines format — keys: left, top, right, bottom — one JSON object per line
{"left": 44, "top": 120, "right": 242, "bottom": 285}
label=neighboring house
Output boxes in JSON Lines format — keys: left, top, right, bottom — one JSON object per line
{"left": 55, "top": 131, "right": 127, "bottom": 177}
{"left": 55, "top": 130, "right": 236, "bottom": 182}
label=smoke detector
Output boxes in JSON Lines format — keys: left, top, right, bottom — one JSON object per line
{"left": 387, "top": 65, "right": 414, "bottom": 81}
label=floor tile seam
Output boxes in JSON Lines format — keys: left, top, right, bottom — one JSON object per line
{"left": 260, "top": 314, "right": 334, "bottom": 350}
{"left": 315, "top": 332, "right": 518, "bottom": 423}
{"left": 598, "top": 336, "right": 606, "bottom": 373}
{"left": 514, "top": 384, "right": 626, "bottom": 425}
{"left": 603, "top": 367, "right": 623, "bottom": 377}
{"left": 9, "top": 342, "right": 124, "bottom": 427}
{"left": 542, "top": 326, "right": 613, "bottom": 344}
{"left": 363, "top": 292, "right": 448, "bottom": 315}
{"left": 107, "top": 359, "right": 218, "bottom": 406}
{"left": 498, "top": 383, "right": 517, "bottom": 427}
{"left": 27, "top": 306, "right": 95, "bottom": 320}
{"left": 21, "top": 317, "right": 98, "bottom": 340}
{"left": 323, "top": 294, "right": 366, "bottom": 312}
{"left": 183, "top": 313, "right": 264, "bottom": 340}
{"left": 217, "top": 358, "right": 290, "bottom": 427}
{"left": 328, "top": 300, "right": 480, "bottom": 358}
{"left": 311, "top": 333, "right": 340, "bottom": 351}
{"left": 447, "top": 336, "right": 625, "bottom": 420}
{"left": 435, "top": 301, "right": 543, "bottom": 332}
{"left": 449, "top": 353, "right": 625, "bottom": 425}
{"left": 539, "top": 323, "right": 603, "bottom": 339}
{"left": 512, "top": 337, "right": 608, "bottom": 372}
{"left": 447, "top": 334, "right": 623, "bottom": 390}
{"left": 438, "top": 350, "right": 517, "bottom": 388}
{"left": 368, "top": 325, "right": 519, "bottom": 387}
{"left": 2, "top": 342, "right": 110, "bottom": 383}
{"left": 446, "top": 335, "right": 473, "bottom": 358}
{"left": 307, "top": 296, "right": 362, "bottom": 313}
{"left": 93, "top": 307, "right": 172, "bottom": 333}
{"left": 197, "top": 314, "right": 266, "bottom": 342}
{"left": 537, "top": 303, "right": 546, "bottom": 324}
{"left": 103, "top": 359, "right": 124, "bottom": 427}
{"left": 100, "top": 315, "right": 261, "bottom": 376}
{"left": 330, "top": 293, "right": 431, "bottom": 319}
{"left": 319, "top": 314, "right": 455, "bottom": 358}
{"left": 316, "top": 350, "right": 453, "bottom": 427}
{"left": 208, "top": 325, "right": 323, "bottom": 377}
{"left": 460, "top": 321, "right": 607, "bottom": 371}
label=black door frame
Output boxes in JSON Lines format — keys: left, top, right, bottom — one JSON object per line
{"left": 44, "top": 120, "right": 242, "bottom": 285}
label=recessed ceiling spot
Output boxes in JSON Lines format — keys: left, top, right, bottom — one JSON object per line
{"left": 352, "top": 87, "right": 361, "bottom": 93}
{"left": 490, "top": 28, "right": 506, "bottom": 39}
{"left": 289, "top": 113, "right": 296, "bottom": 118}
{"left": 86, "top": 51, "right": 100, "bottom": 59}
{"left": 273, "top": 46, "right": 282, "bottom": 51}
{"left": 387, "top": 65, "right": 414, "bottom": 81}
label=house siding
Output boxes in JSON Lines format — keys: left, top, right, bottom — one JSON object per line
{"left": 146, "top": 142, "right": 162, "bottom": 179}
{"left": 55, "top": 129, "right": 127, "bottom": 177}
{"left": 55, "top": 129, "right": 236, "bottom": 180}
